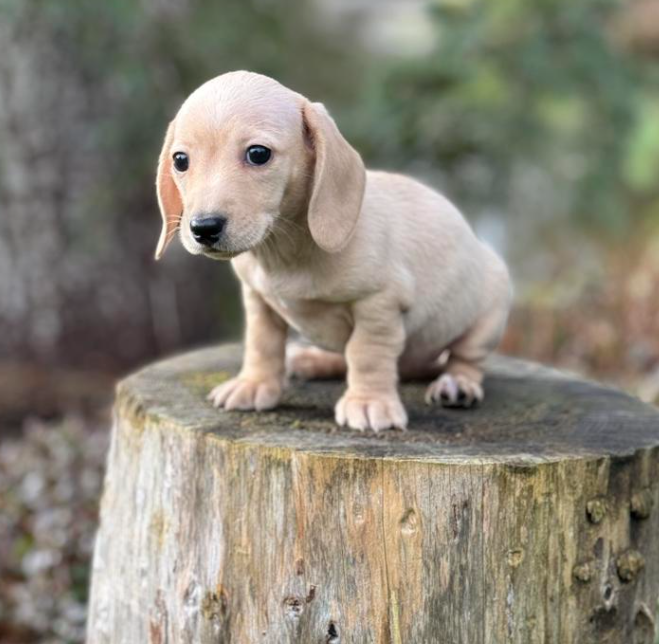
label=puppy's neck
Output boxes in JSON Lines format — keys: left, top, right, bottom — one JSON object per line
{"left": 251, "top": 168, "right": 316, "bottom": 271}
{"left": 251, "top": 207, "right": 315, "bottom": 271}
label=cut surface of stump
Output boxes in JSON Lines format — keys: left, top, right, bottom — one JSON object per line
{"left": 87, "top": 344, "right": 659, "bottom": 644}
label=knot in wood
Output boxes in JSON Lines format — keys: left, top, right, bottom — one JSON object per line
{"left": 573, "top": 561, "right": 595, "bottom": 584}
{"left": 326, "top": 621, "right": 340, "bottom": 643}
{"left": 630, "top": 489, "right": 654, "bottom": 520}
{"left": 283, "top": 596, "right": 305, "bottom": 620}
{"left": 507, "top": 548, "right": 524, "bottom": 569}
{"left": 586, "top": 498, "right": 608, "bottom": 524}
{"left": 201, "top": 589, "right": 228, "bottom": 623}
{"left": 616, "top": 550, "right": 645, "bottom": 583}
{"left": 400, "top": 508, "right": 419, "bottom": 536}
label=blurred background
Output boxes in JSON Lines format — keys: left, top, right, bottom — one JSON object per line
{"left": 1, "top": 0, "right": 658, "bottom": 641}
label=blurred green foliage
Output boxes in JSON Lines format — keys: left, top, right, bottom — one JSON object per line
{"left": 352, "top": 0, "right": 659, "bottom": 246}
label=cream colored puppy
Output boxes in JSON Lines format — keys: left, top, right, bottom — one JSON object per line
{"left": 156, "top": 71, "right": 512, "bottom": 432}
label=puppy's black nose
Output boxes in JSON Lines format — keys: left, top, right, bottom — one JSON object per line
{"left": 190, "top": 216, "right": 226, "bottom": 246}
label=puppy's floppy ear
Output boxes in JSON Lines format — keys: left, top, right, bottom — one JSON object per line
{"left": 303, "top": 101, "right": 366, "bottom": 253}
{"left": 155, "top": 120, "right": 182, "bottom": 260}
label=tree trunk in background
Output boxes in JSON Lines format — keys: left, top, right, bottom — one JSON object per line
{"left": 0, "top": 4, "right": 239, "bottom": 372}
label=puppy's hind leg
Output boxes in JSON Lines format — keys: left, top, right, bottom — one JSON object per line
{"left": 287, "top": 342, "right": 347, "bottom": 380}
{"left": 426, "top": 304, "right": 509, "bottom": 408}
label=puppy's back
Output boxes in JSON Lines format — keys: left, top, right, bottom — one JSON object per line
{"left": 359, "top": 170, "right": 510, "bottom": 323}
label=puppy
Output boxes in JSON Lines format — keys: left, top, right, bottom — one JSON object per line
{"left": 156, "top": 71, "right": 512, "bottom": 432}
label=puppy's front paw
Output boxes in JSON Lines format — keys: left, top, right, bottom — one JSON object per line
{"left": 335, "top": 391, "right": 408, "bottom": 432}
{"left": 208, "top": 376, "right": 283, "bottom": 411}
{"left": 425, "top": 373, "right": 483, "bottom": 408}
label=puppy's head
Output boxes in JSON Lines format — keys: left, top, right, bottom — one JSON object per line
{"left": 155, "top": 71, "right": 366, "bottom": 260}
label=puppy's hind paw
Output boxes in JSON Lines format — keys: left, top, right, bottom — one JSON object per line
{"left": 286, "top": 345, "right": 346, "bottom": 380}
{"left": 425, "top": 374, "right": 483, "bottom": 408}
{"left": 208, "top": 376, "right": 283, "bottom": 411}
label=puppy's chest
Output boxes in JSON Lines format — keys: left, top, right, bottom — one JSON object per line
{"left": 236, "top": 258, "right": 355, "bottom": 351}
{"left": 264, "top": 294, "right": 353, "bottom": 353}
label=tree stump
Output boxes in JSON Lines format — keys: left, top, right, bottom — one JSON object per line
{"left": 87, "top": 344, "right": 659, "bottom": 644}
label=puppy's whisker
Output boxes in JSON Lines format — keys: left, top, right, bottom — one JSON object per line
{"left": 273, "top": 217, "right": 305, "bottom": 241}
{"left": 279, "top": 216, "right": 306, "bottom": 232}
{"left": 271, "top": 222, "right": 295, "bottom": 246}
{"left": 283, "top": 216, "right": 306, "bottom": 234}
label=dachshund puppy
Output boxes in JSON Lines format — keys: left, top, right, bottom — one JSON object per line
{"left": 156, "top": 71, "right": 512, "bottom": 432}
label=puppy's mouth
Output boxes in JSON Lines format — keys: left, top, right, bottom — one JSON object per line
{"left": 180, "top": 214, "right": 276, "bottom": 260}
{"left": 180, "top": 232, "right": 263, "bottom": 261}
{"left": 200, "top": 247, "right": 242, "bottom": 260}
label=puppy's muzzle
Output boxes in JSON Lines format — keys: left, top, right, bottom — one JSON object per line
{"left": 190, "top": 215, "right": 226, "bottom": 246}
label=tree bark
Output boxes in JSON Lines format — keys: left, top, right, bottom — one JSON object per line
{"left": 87, "top": 344, "right": 659, "bottom": 643}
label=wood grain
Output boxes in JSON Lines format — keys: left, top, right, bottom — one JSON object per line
{"left": 86, "top": 344, "right": 659, "bottom": 643}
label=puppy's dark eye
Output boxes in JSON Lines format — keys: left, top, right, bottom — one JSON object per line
{"left": 246, "top": 145, "right": 272, "bottom": 166}
{"left": 173, "top": 152, "right": 189, "bottom": 172}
